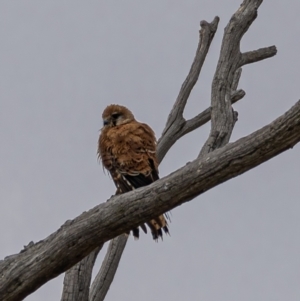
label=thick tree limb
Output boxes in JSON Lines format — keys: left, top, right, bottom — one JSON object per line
{"left": 231, "top": 68, "right": 242, "bottom": 91}
{"left": 1, "top": 99, "right": 300, "bottom": 301}
{"left": 0, "top": 1, "right": 284, "bottom": 301}
{"left": 59, "top": 1, "right": 277, "bottom": 300}
{"left": 60, "top": 246, "right": 102, "bottom": 301}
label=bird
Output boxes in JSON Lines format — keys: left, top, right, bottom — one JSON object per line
{"left": 98, "top": 104, "right": 169, "bottom": 240}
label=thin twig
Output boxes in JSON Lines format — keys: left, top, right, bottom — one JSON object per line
{"left": 158, "top": 16, "right": 219, "bottom": 162}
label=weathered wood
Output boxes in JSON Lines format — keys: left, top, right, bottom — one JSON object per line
{"left": 89, "top": 235, "right": 128, "bottom": 301}
{"left": 60, "top": 246, "right": 102, "bottom": 301}
{"left": 61, "top": 1, "right": 275, "bottom": 300}
{"left": 0, "top": 1, "right": 288, "bottom": 301}
{"left": 158, "top": 16, "right": 219, "bottom": 162}
{"left": 240, "top": 46, "right": 277, "bottom": 67}
{"left": 1, "top": 99, "right": 300, "bottom": 301}
{"left": 86, "top": 14, "right": 221, "bottom": 301}
{"left": 200, "top": 0, "right": 269, "bottom": 156}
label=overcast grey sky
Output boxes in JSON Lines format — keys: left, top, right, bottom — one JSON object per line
{"left": 0, "top": 1, "right": 299, "bottom": 300}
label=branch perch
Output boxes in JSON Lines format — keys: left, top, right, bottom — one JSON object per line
{"left": 90, "top": 2, "right": 277, "bottom": 299}
{"left": 63, "top": 1, "right": 277, "bottom": 300}
{"left": 1, "top": 99, "right": 300, "bottom": 301}
{"left": 0, "top": 1, "right": 288, "bottom": 301}
{"left": 88, "top": 16, "right": 221, "bottom": 301}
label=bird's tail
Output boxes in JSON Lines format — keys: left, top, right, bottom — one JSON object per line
{"left": 131, "top": 214, "right": 170, "bottom": 240}
{"left": 147, "top": 214, "right": 170, "bottom": 241}
{"left": 131, "top": 224, "right": 148, "bottom": 240}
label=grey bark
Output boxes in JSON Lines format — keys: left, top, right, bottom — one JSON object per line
{"left": 89, "top": 235, "right": 128, "bottom": 301}
{"left": 63, "top": 13, "right": 222, "bottom": 301}
{"left": 88, "top": 16, "right": 222, "bottom": 301}
{"left": 200, "top": 0, "right": 266, "bottom": 156}
{"left": 88, "top": 1, "right": 276, "bottom": 301}
{"left": 60, "top": 246, "right": 102, "bottom": 301}
{"left": 158, "top": 16, "right": 219, "bottom": 163}
{"left": 1, "top": 1, "right": 296, "bottom": 301}
{"left": 1, "top": 99, "right": 300, "bottom": 301}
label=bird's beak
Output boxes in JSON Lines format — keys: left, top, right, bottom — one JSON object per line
{"left": 103, "top": 119, "right": 109, "bottom": 126}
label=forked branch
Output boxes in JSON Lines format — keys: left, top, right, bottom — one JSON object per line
{"left": 1, "top": 1, "right": 290, "bottom": 301}
{"left": 158, "top": 16, "right": 219, "bottom": 162}
{"left": 200, "top": 0, "right": 276, "bottom": 156}
{"left": 62, "top": 1, "right": 277, "bottom": 301}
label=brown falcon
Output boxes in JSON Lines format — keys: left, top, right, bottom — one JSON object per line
{"left": 98, "top": 104, "right": 169, "bottom": 240}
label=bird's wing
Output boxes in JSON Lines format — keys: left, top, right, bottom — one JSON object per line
{"left": 99, "top": 121, "right": 169, "bottom": 239}
{"left": 100, "top": 121, "right": 158, "bottom": 190}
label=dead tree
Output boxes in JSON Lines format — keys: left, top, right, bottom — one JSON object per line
{"left": 0, "top": 1, "right": 299, "bottom": 300}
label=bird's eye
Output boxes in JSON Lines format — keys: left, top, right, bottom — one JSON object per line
{"left": 112, "top": 113, "right": 120, "bottom": 119}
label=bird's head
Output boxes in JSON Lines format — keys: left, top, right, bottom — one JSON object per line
{"left": 102, "top": 104, "right": 135, "bottom": 127}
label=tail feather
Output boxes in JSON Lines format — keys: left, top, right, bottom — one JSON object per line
{"left": 132, "top": 228, "right": 139, "bottom": 239}
{"left": 112, "top": 171, "right": 171, "bottom": 241}
{"left": 146, "top": 221, "right": 157, "bottom": 238}
{"left": 154, "top": 216, "right": 164, "bottom": 228}
{"left": 146, "top": 214, "right": 170, "bottom": 241}
{"left": 140, "top": 224, "right": 147, "bottom": 234}
{"left": 164, "top": 211, "right": 172, "bottom": 222}
{"left": 163, "top": 225, "right": 170, "bottom": 235}
{"left": 129, "top": 216, "right": 170, "bottom": 240}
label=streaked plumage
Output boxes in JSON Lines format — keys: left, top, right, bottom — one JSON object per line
{"left": 98, "top": 104, "right": 169, "bottom": 240}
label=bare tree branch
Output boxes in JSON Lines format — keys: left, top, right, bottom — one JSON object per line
{"left": 60, "top": 246, "right": 102, "bottom": 301}
{"left": 89, "top": 235, "right": 128, "bottom": 301}
{"left": 231, "top": 89, "right": 246, "bottom": 102}
{"left": 0, "top": 2, "right": 289, "bottom": 301}
{"left": 240, "top": 46, "right": 277, "bottom": 67}
{"left": 200, "top": 0, "right": 264, "bottom": 156}
{"left": 158, "top": 16, "right": 219, "bottom": 162}
{"left": 174, "top": 86, "right": 246, "bottom": 140}
{"left": 1, "top": 99, "right": 300, "bottom": 301}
